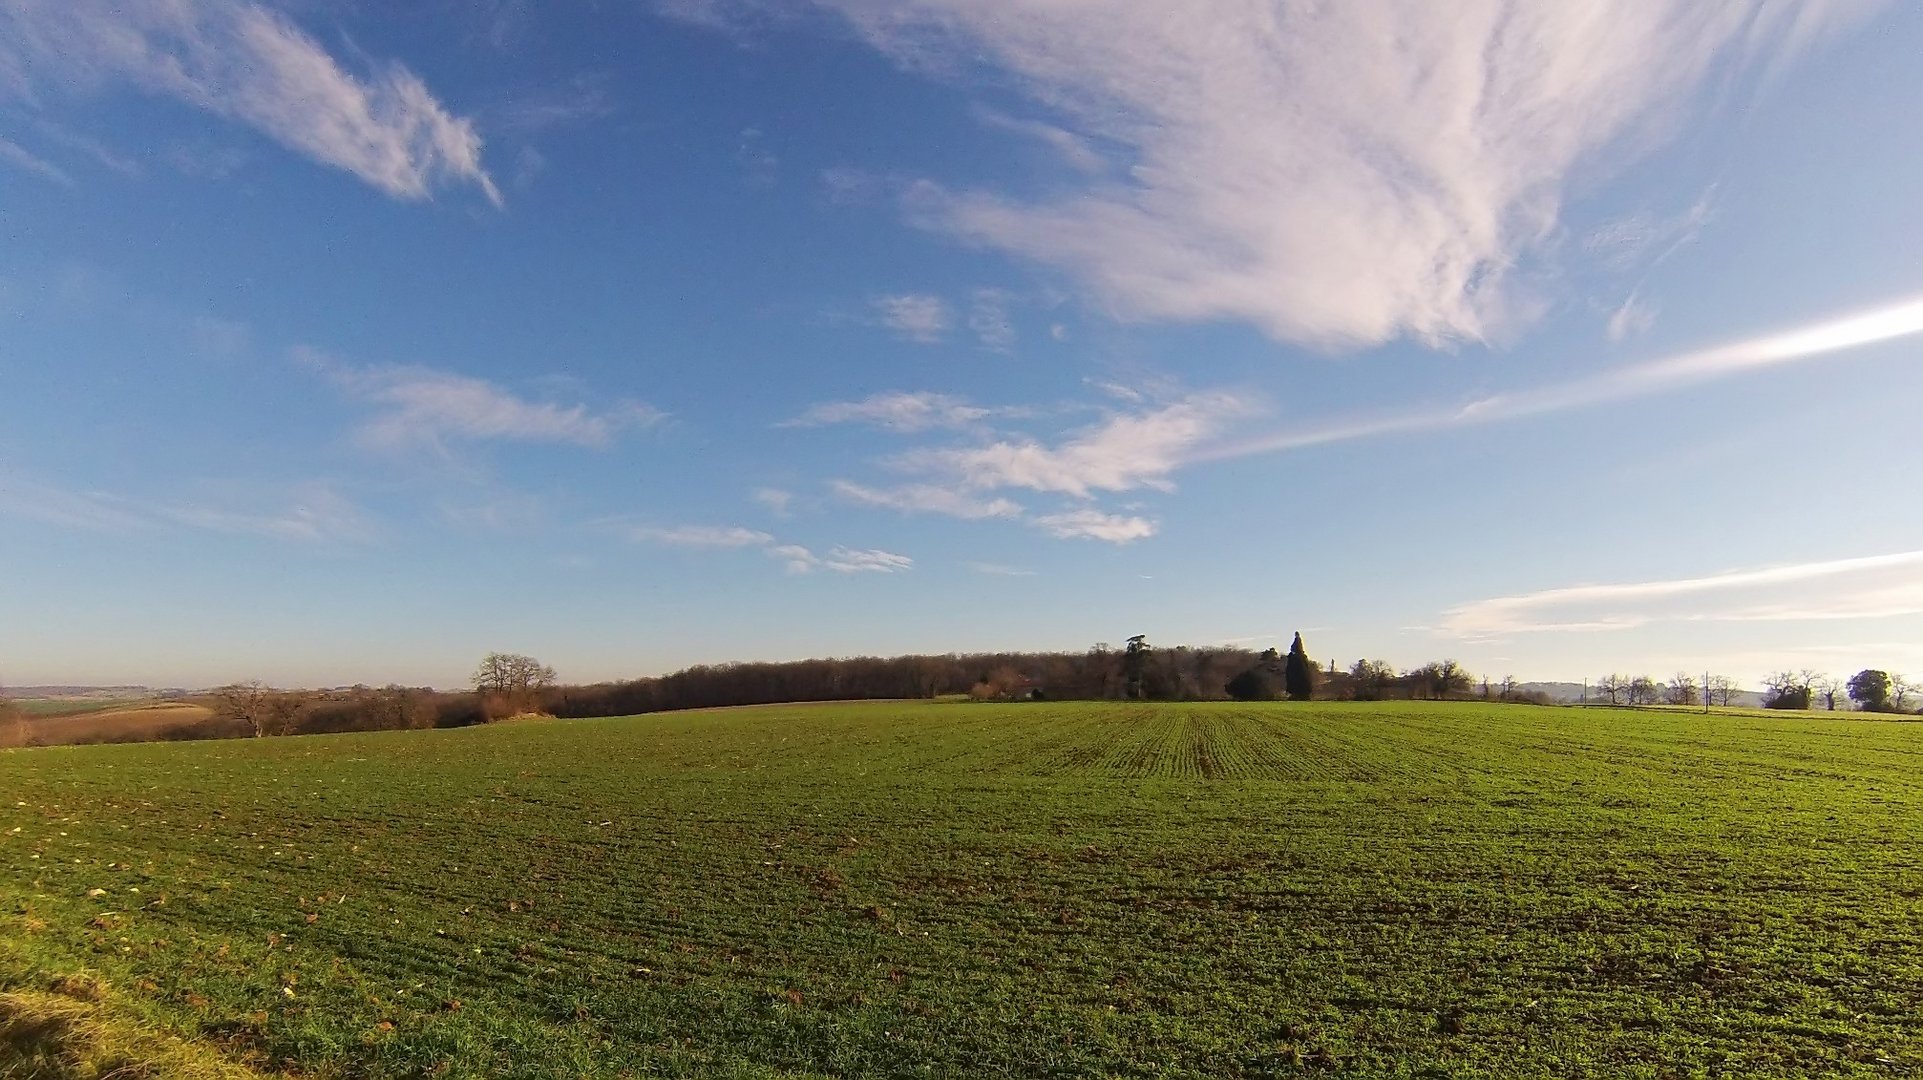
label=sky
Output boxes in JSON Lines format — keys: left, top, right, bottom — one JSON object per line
{"left": 2, "top": 0, "right": 1921, "bottom": 691}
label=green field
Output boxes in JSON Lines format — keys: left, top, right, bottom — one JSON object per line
{"left": 4, "top": 701, "right": 1922, "bottom": 1078}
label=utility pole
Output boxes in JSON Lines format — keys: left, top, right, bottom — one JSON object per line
{"left": 1704, "top": 669, "right": 1711, "bottom": 715}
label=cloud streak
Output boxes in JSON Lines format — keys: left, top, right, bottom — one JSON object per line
{"left": 0, "top": 135, "right": 73, "bottom": 185}
{"left": 623, "top": 518, "right": 914, "bottom": 574}
{"left": 627, "top": 525, "right": 775, "bottom": 548}
{"left": 1194, "top": 293, "right": 1923, "bottom": 464}
{"left": 768, "top": 544, "right": 914, "bottom": 575}
{"left": 872, "top": 293, "right": 951, "bottom": 342}
{"left": 305, "top": 349, "right": 663, "bottom": 452}
{"left": 1443, "top": 550, "right": 1923, "bottom": 640}
{"left": 736, "top": 0, "right": 1883, "bottom": 349}
{"left": 787, "top": 391, "right": 996, "bottom": 433}
{"left": 0, "top": 0, "right": 499, "bottom": 204}
{"left": 1033, "top": 508, "right": 1156, "bottom": 543}
{"left": 814, "top": 391, "right": 1241, "bottom": 543}
{"left": 900, "top": 391, "right": 1248, "bottom": 498}
{"left": 0, "top": 475, "right": 377, "bottom": 544}
{"left": 830, "top": 480, "right": 1022, "bottom": 520}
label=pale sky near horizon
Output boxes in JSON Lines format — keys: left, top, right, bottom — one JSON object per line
{"left": 3, "top": 1, "right": 1921, "bottom": 691}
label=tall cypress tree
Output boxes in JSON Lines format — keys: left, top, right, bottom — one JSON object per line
{"left": 1284, "top": 631, "right": 1317, "bottom": 701}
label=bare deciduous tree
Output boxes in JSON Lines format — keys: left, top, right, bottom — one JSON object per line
{"left": 371, "top": 684, "right": 437, "bottom": 730}
{"left": 212, "top": 681, "right": 305, "bottom": 737}
{"left": 1893, "top": 675, "right": 1918, "bottom": 713}
{"left": 1813, "top": 674, "right": 1844, "bottom": 711}
{"left": 473, "top": 653, "right": 557, "bottom": 719}
{"left": 1666, "top": 672, "right": 1699, "bottom": 707}
{"left": 1705, "top": 674, "right": 1740, "bottom": 708}
{"left": 1594, "top": 674, "right": 1629, "bottom": 706}
{"left": 1348, "top": 659, "right": 1397, "bottom": 701}
{"left": 1763, "top": 670, "right": 1817, "bottom": 710}
{"left": 1628, "top": 676, "right": 1660, "bottom": 706}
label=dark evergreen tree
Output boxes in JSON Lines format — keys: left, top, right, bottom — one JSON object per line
{"left": 1122, "top": 634, "right": 1152, "bottom": 701}
{"left": 1284, "top": 631, "right": 1317, "bottom": 701}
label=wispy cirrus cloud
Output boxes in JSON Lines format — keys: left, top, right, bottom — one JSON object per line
{"left": 623, "top": 518, "right": 914, "bottom": 575}
{"left": 1585, "top": 191, "right": 1717, "bottom": 275}
{"left": 627, "top": 524, "right": 775, "bottom": 548}
{"left": 813, "top": 390, "right": 1240, "bottom": 543}
{"left": 872, "top": 293, "right": 951, "bottom": 343}
{"left": 673, "top": 0, "right": 1881, "bottom": 349}
{"left": 751, "top": 487, "right": 795, "bottom": 517}
{"left": 1032, "top": 508, "right": 1155, "bottom": 543}
{"left": 0, "top": 475, "right": 377, "bottom": 544}
{"left": 1442, "top": 550, "right": 1923, "bottom": 640}
{"left": 771, "top": 544, "right": 914, "bottom": 575}
{"left": 787, "top": 391, "right": 996, "bottom": 433}
{"left": 898, "top": 391, "right": 1249, "bottom": 498}
{"left": 967, "top": 288, "right": 1017, "bottom": 350}
{"left": 0, "top": 135, "right": 72, "bottom": 186}
{"left": 1193, "top": 293, "right": 1923, "bottom": 465}
{"left": 967, "top": 561, "right": 1037, "bottom": 577}
{"left": 971, "top": 105, "right": 1105, "bottom": 174}
{"left": 302, "top": 348, "right": 664, "bottom": 452}
{"left": 489, "top": 75, "right": 617, "bottom": 134}
{"left": 31, "top": 120, "right": 142, "bottom": 176}
{"left": 0, "top": 0, "right": 500, "bottom": 204}
{"left": 830, "top": 480, "right": 1021, "bottom": 520}
{"left": 159, "top": 483, "right": 380, "bottom": 544}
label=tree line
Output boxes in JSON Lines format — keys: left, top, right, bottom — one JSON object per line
{"left": 1586, "top": 668, "right": 1919, "bottom": 712}
{"left": 183, "top": 636, "right": 1533, "bottom": 742}
{"left": 12, "top": 639, "right": 1917, "bottom": 749}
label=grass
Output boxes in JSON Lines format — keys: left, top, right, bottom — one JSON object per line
{"left": 2, "top": 699, "right": 1921, "bottom": 1078}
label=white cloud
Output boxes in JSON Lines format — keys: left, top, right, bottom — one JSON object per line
{"left": 1442, "top": 550, "right": 1923, "bottom": 640}
{"left": 303, "top": 348, "right": 663, "bottom": 452}
{"left": 1194, "top": 292, "right": 1923, "bottom": 465}
{"left": 699, "top": 0, "right": 1880, "bottom": 349}
{"left": 873, "top": 293, "right": 951, "bottom": 342}
{"left": 490, "top": 75, "right": 616, "bottom": 133}
{"left": 190, "top": 315, "right": 251, "bottom": 358}
{"left": 768, "top": 543, "right": 914, "bottom": 574}
{"left": 826, "top": 546, "right": 914, "bottom": 573}
{"left": 899, "top": 391, "right": 1248, "bottom": 498}
{"left": 830, "top": 480, "right": 1022, "bottom": 520}
{"left": 0, "top": 477, "right": 148, "bottom": 532}
{"left": 0, "top": 474, "right": 376, "bottom": 543}
{"left": 751, "top": 487, "right": 794, "bottom": 517}
{"left": 967, "top": 561, "right": 1037, "bottom": 577}
{"left": 967, "top": 288, "right": 1017, "bottom": 350}
{"left": 619, "top": 516, "right": 915, "bottom": 573}
{"left": 1604, "top": 291, "right": 1658, "bottom": 342}
{"left": 972, "top": 106, "right": 1105, "bottom": 173}
{"left": 1032, "top": 508, "right": 1155, "bottom": 543}
{"left": 32, "top": 120, "right": 141, "bottom": 175}
{"left": 0, "top": 0, "right": 500, "bottom": 204}
{"left": 788, "top": 390, "right": 994, "bottom": 433}
{"left": 159, "top": 483, "right": 380, "bottom": 544}
{"left": 628, "top": 524, "right": 775, "bottom": 548}
{"left": 737, "top": 125, "right": 779, "bottom": 186}
{"left": 1584, "top": 191, "right": 1716, "bottom": 274}
{"left": 0, "top": 135, "right": 73, "bottom": 186}
{"left": 167, "top": 142, "right": 249, "bottom": 180}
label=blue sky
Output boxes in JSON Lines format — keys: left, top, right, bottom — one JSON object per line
{"left": 3, "top": 0, "right": 1921, "bottom": 690}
